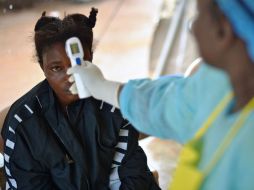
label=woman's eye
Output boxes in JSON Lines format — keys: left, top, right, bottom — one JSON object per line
{"left": 51, "top": 66, "right": 62, "bottom": 72}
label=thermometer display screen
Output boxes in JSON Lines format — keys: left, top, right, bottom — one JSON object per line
{"left": 70, "top": 43, "right": 80, "bottom": 54}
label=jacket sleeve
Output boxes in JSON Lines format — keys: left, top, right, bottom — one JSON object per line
{"left": 110, "top": 120, "right": 160, "bottom": 190}
{"left": 2, "top": 116, "right": 56, "bottom": 190}
{"left": 119, "top": 146, "right": 161, "bottom": 190}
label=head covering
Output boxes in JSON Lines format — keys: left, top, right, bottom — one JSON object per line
{"left": 215, "top": 0, "right": 254, "bottom": 62}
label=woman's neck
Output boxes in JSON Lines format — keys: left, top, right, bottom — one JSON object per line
{"left": 226, "top": 59, "right": 254, "bottom": 112}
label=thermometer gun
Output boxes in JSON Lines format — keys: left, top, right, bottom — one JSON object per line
{"left": 65, "top": 37, "right": 91, "bottom": 98}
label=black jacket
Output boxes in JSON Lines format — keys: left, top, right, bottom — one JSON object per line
{"left": 2, "top": 80, "right": 160, "bottom": 190}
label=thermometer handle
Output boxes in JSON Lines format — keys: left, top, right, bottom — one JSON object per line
{"left": 71, "top": 60, "right": 91, "bottom": 98}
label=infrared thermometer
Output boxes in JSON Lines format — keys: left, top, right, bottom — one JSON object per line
{"left": 65, "top": 37, "right": 91, "bottom": 98}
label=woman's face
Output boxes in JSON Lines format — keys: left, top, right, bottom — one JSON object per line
{"left": 192, "top": 0, "right": 223, "bottom": 67}
{"left": 42, "top": 42, "right": 90, "bottom": 107}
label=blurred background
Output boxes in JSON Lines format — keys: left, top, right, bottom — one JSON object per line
{"left": 0, "top": 0, "right": 198, "bottom": 189}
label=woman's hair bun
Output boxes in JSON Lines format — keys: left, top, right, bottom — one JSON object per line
{"left": 87, "top": 7, "right": 98, "bottom": 29}
{"left": 42, "top": 11, "right": 46, "bottom": 17}
{"left": 34, "top": 11, "right": 60, "bottom": 32}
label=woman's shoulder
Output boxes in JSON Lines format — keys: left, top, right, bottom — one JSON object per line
{"left": 10, "top": 80, "right": 49, "bottom": 109}
{"left": 87, "top": 98, "right": 135, "bottom": 130}
{"left": 2, "top": 80, "right": 50, "bottom": 136}
{"left": 89, "top": 98, "right": 122, "bottom": 116}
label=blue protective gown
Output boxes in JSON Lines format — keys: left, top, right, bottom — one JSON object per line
{"left": 119, "top": 63, "right": 254, "bottom": 189}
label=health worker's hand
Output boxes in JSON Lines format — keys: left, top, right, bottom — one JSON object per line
{"left": 67, "top": 61, "right": 122, "bottom": 108}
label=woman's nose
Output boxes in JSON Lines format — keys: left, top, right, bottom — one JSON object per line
{"left": 64, "top": 67, "right": 72, "bottom": 81}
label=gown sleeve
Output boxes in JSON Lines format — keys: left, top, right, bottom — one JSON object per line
{"left": 119, "top": 63, "right": 230, "bottom": 143}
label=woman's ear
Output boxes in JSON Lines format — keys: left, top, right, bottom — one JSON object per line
{"left": 217, "top": 16, "right": 235, "bottom": 48}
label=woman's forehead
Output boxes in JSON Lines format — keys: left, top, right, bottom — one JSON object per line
{"left": 43, "top": 43, "right": 66, "bottom": 60}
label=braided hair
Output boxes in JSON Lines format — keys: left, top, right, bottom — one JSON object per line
{"left": 34, "top": 8, "right": 98, "bottom": 66}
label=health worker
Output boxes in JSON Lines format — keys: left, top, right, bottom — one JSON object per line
{"left": 67, "top": 0, "right": 254, "bottom": 189}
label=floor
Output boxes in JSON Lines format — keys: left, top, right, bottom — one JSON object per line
{"left": 0, "top": 0, "right": 198, "bottom": 189}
